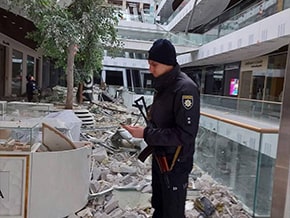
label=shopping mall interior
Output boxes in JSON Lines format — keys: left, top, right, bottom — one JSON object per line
{"left": 1, "top": 0, "right": 290, "bottom": 217}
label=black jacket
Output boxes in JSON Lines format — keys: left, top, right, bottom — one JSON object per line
{"left": 26, "top": 79, "right": 38, "bottom": 97}
{"left": 143, "top": 64, "right": 200, "bottom": 162}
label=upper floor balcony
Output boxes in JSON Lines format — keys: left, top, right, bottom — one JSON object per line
{"left": 116, "top": 0, "right": 288, "bottom": 68}
{"left": 157, "top": 0, "right": 231, "bottom": 32}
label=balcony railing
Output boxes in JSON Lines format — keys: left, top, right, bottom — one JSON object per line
{"left": 201, "top": 94, "right": 281, "bottom": 121}
{"left": 196, "top": 111, "right": 278, "bottom": 217}
{"left": 116, "top": 0, "right": 280, "bottom": 49}
{"left": 196, "top": 94, "right": 282, "bottom": 217}
{"left": 204, "top": 0, "right": 278, "bottom": 39}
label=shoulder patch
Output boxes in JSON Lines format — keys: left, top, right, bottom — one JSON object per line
{"left": 182, "top": 95, "right": 193, "bottom": 110}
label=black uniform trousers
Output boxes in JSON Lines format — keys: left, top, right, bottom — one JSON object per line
{"left": 151, "top": 156, "right": 192, "bottom": 218}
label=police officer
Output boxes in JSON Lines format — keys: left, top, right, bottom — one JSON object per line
{"left": 122, "top": 38, "right": 200, "bottom": 218}
{"left": 26, "top": 75, "right": 39, "bottom": 102}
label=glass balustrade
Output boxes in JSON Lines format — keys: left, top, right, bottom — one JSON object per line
{"left": 163, "top": 31, "right": 203, "bottom": 46}
{"left": 201, "top": 94, "right": 281, "bottom": 121}
{"left": 163, "top": 0, "right": 278, "bottom": 42}
{"left": 116, "top": 23, "right": 202, "bottom": 47}
{"left": 217, "top": 0, "right": 278, "bottom": 38}
{"left": 195, "top": 112, "right": 278, "bottom": 217}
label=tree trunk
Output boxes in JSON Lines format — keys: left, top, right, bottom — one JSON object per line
{"left": 78, "top": 82, "right": 83, "bottom": 104}
{"left": 65, "top": 43, "right": 77, "bottom": 109}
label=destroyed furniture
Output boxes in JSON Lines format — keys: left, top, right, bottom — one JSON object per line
{"left": 0, "top": 121, "right": 92, "bottom": 218}
{"left": 4, "top": 101, "right": 54, "bottom": 119}
{"left": 43, "top": 110, "right": 83, "bottom": 141}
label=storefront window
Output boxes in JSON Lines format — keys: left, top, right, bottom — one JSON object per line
{"left": 36, "top": 58, "right": 40, "bottom": 83}
{"left": 27, "top": 55, "right": 35, "bottom": 77}
{"left": 265, "top": 77, "right": 284, "bottom": 101}
{"left": 106, "top": 70, "right": 123, "bottom": 86}
{"left": 12, "top": 49, "right": 23, "bottom": 96}
{"left": 240, "top": 56, "right": 276, "bottom": 101}
{"left": 265, "top": 53, "right": 287, "bottom": 101}
{"left": 204, "top": 66, "right": 224, "bottom": 95}
{"left": 251, "top": 75, "right": 265, "bottom": 100}
{"left": 0, "top": 45, "right": 5, "bottom": 96}
{"left": 268, "top": 53, "right": 287, "bottom": 69}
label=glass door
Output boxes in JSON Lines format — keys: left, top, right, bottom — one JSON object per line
{"left": 12, "top": 49, "right": 23, "bottom": 96}
{"left": 251, "top": 76, "right": 265, "bottom": 100}
{"left": 0, "top": 45, "right": 5, "bottom": 97}
{"left": 27, "top": 55, "right": 35, "bottom": 77}
{"left": 239, "top": 71, "right": 252, "bottom": 98}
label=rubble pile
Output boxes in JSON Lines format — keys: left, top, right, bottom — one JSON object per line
{"left": 38, "top": 86, "right": 252, "bottom": 217}
{"left": 70, "top": 100, "right": 252, "bottom": 218}
{"left": 82, "top": 149, "right": 153, "bottom": 218}
{"left": 40, "top": 86, "right": 67, "bottom": 103}
{"left": 192, "top": 173, "right": 252, "bottom": 218}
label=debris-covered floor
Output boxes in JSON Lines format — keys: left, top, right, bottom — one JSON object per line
{"left": 66, "top": 97, "right": 253, "bottom": 218}
{"left": 1, "top": 86, "right": 253, "bottom": 218}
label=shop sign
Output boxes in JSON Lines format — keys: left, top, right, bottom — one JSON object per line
{"left": 241, "top": 56, "right": 268, "bottom": 71}
{"left": 225, "top": 63, "right": 240, "bottom": 70}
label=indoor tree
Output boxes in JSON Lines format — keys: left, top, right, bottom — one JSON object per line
{"left": 13, "top": 0, "right": 121, "bottom": 108}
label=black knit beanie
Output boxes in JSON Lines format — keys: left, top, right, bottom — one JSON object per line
{"left": 148, "top": 39, "right": 177, "bottom": 66}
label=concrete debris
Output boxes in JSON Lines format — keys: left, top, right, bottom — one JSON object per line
{"left": 92, "top": 101, "right": 128, "bottom": 114}
{"left": 91, "top": 146, "right": 108, "bottom": 163}
{"left": 72, "top": 102, "right": 252, "bottom": 218}
{"left": 76, "top": 207, "right": 94, "bottom": 217}
{"left": 104, "top": 198, "right": 119, "bottom": 214}
{"left": 38, "top": 85, "right": 252, "bottom": 218}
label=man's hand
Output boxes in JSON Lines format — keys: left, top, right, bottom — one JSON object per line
{"left": 121, "top": 125, "right": 144, "bottom": 138}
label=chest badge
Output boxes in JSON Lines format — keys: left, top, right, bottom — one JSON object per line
{"left": 182, "top": 95, "right": 193, "bottom": 110}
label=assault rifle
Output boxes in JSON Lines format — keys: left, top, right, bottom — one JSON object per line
{"left": 133, "top": 96, "right": 182, "bottom": 167}
{"left": 132, "top": 96, "right": 153, "bottom": 162}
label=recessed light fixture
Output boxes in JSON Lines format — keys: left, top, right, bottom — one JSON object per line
{"left": 2, "top": 15, "right": 7, "bottom": 18}
{"left": 11, "top": 21, "right": 16, "bottom": 24}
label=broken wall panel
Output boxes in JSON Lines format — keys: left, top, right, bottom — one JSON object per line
{"left": 29, "top": 146, "right": 91, "bottom": 218}
{"left": 0, "top": 155, "right": 28, "bottom": 217}
{"left": 0, "top": 121, "right": 92, "bottom": 218}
